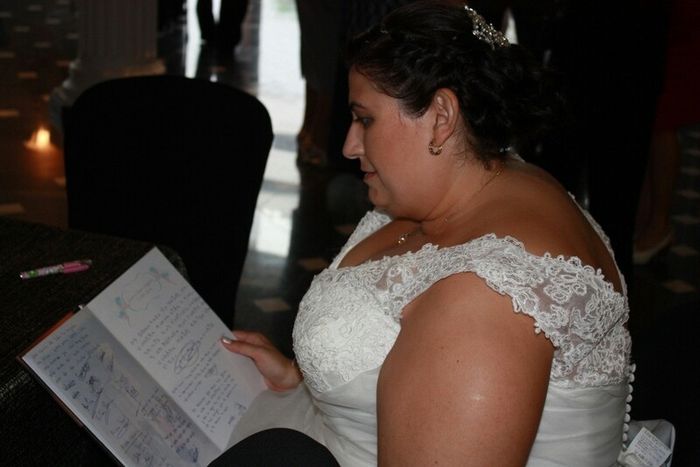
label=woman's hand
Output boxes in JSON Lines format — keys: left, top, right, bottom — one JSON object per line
{"left": 221, "top": 330, "right": 302, "bottom": 392}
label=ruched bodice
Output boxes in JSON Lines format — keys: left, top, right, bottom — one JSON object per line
{"left": 232, "top": 209, "right": 632, "bottom": 466}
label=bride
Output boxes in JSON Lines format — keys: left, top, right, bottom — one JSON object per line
{"left": 214, "top": 1, "right": 632, "bottom": 465}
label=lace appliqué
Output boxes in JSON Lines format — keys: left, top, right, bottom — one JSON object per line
{"left": 294, "top": 211, "right": 632, "bottom": 394}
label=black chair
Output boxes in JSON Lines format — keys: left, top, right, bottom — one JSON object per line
{"left": 63, "top": 75, "right": 273, "bottom": 327}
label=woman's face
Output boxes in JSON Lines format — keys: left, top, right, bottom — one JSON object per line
{"left": 343, "top": 69, "right": 440, "bottom": 217}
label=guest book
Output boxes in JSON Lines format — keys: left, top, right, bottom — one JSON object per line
{"left": 19, "top": 247, "right": 265, "bottom": 466}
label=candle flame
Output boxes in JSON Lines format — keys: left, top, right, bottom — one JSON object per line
{"left": 25, "top": 126, "right": 54, "bottom": 152}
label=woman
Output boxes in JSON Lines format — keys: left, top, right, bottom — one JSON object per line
{"left": 217, "top": 1, "right": 632, "bottom": 465}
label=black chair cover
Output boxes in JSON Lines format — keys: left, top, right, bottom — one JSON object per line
{"left": 63, "top": 75, "right": 273, "bottom": 327}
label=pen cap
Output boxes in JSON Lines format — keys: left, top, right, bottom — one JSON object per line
{"left": 63, "top": 263, "right": 91, "bottom": 274}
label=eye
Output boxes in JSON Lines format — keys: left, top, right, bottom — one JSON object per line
{"left": 352, "top": 114, "right": 372, "bottom": 128}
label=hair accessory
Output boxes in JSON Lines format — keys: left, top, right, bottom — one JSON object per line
{"left": 428, "top": 141, "right": 443, "bottom": 156}
{"left": 464, "top": 5, "right": 509, "bottom": 49}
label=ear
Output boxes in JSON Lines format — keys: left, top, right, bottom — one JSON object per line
{"left": 430, "top": 88, "right": 461, "bottom": 147}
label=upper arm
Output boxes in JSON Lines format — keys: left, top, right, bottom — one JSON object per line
{"left": 377, "top": 272, "right": 554, "bottom": 466}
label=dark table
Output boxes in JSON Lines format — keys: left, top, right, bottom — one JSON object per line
{"left": 0, "top": 217, "right": 187, "bottom": 465}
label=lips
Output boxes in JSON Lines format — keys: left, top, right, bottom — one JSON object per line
{"left": 359, "top": 161, "right": 376, "bottom": 180}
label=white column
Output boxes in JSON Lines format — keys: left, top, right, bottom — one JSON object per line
{"left": 51, "top": 0, "right": 165, "bottom": 124}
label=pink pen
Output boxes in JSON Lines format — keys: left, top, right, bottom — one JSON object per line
{"left": 19, "top": 259, "right": 93, "bottom": 279}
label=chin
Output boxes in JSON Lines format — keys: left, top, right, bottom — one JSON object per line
{"left": 368, "top": 194, "right": 386, "bottom": 211}
{"left": 368, "top": 190, "right": 397, "bottom": 215}
{"left": 371, "top": 202, "right": 396, "bottom": 218}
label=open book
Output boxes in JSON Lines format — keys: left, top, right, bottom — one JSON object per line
{"left": 19, "top": 247, "right": 266, "bottom": 466}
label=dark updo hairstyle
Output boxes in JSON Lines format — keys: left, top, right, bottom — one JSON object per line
{"left": 346, "top": 0, "right": 564, "bottom": 165}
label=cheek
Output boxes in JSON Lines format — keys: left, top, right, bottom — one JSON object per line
{"left": 367, "top": 129, "right": 401, "bottom": 163}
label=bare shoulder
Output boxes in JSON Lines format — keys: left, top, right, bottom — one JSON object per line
{"left": 377, "top": 272, "right": 553, "bottom": 465}
{"left": 482, "top": 162, "right": 599, "bottom": 259}
{"left": 479, "top": 161, "right": 623, "bottom": 291}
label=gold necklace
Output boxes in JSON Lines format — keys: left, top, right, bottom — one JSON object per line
{"left": 443, "top": 165, "right": 504, "bottom": 223}
{"left": 473, "top": 165, "right": 504, "bottom": 199}
{"left": 396, "top": 227, "right": 421, "bottom": 245}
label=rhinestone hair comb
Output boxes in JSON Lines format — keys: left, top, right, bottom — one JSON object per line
{"left": 464, "top": 5, "right": 509, "bottom": 49}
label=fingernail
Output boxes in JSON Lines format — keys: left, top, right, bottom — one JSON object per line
{"left": 221, "top": 336, "right": 233, "bottom": 344}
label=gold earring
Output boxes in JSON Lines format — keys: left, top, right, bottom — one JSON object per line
{"left": 428, "top": 141, "right": 443, "bottom": 156}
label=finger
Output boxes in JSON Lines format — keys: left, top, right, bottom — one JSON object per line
{"left": 221, "top": 338, "right": 266, "bottom": 361}
{"left": 232, "top": 330, "right": 271, "bottom": 347}
{"left": 232, "top": 330, "right": 268, "bottom": 345}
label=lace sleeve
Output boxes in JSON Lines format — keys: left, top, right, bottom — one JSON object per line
{"left": 466, "top": 238, "right": 632, "bottom": 387}
{"left": 373, "top": 235, "right": 631, "bottom": 388}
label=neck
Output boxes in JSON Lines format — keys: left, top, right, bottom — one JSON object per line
{"left": 420, "top": 161, "right": 504, "bottom": 237}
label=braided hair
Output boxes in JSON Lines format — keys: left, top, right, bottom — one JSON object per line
{"left": 346, "top": 0, "right": 564, "bottom": 165}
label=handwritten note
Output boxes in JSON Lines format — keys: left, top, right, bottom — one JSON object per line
{"left": 24, "top": 310, "right": 220, "bottom": 466}
{"left": 84, "top": 249, "right": 264, "bottom": 449}
{"left": 23, "top": 247, "right": 265, "bottom": 464}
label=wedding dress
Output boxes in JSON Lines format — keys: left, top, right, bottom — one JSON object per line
{"left": 230, "top": 209, "right": 632, "bottom": 466}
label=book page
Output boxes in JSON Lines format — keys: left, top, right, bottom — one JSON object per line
{"left": 22, "top": 309, "right": 222, "bottom": 466}
{"left": 84, "top": 247, "right": 265, "bottom": 451}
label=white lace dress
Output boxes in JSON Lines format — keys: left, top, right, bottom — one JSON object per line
{"left": 230, "top": 210, "right": 633, "bottom": 466}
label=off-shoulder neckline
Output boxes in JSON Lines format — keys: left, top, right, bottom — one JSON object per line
{"left": 332, "top": 211, "right": 625, "bottom": 299}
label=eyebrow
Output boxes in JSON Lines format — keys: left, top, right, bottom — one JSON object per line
{"left": 349, "top": 101, "right": 366, "bottom": 111}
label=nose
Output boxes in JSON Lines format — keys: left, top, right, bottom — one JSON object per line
{"left": 342, "top": 123, "right": 362, "bottom": 160}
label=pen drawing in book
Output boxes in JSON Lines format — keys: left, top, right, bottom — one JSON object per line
{"left": 24, "top": 311, "right": 219, "bottom": 466}
{"left": 22, "top": 248, "right": 265, "bottom": 464}
{"left": 83, "top": 248, "right": 266, "bottom": 449}
{"left": 114, "top": 266, "right": 175, "bottom": 325}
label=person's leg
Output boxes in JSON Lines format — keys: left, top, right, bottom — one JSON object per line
{"left": 298, "top": 85, "right": 322, "bottom": 165}
{"left": 208, "top": 428, "right": 339, "bottom": 466}
{"left": 217, "top": 0, "right": 250, "bottom": 52}
{"left": 633, "top": 129, "right": 681, "bottom": 261}
{"left": 298, "top": 84, "right": 317, "bottom": 142}
{"left": 635, "top": 151, "right": 653, "bottom": 239}
{"left": 196, "top": 0, "right": 216, "bottom": 41}
{"left": 295, "top": 0, "right": 342, "bottom": 167}
{"left": 299, "top": 89, "right": 333, "bottom": 167}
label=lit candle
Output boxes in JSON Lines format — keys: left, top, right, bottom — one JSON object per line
{"left": 24, "top": 125, "right": 54, "bottom": 152}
